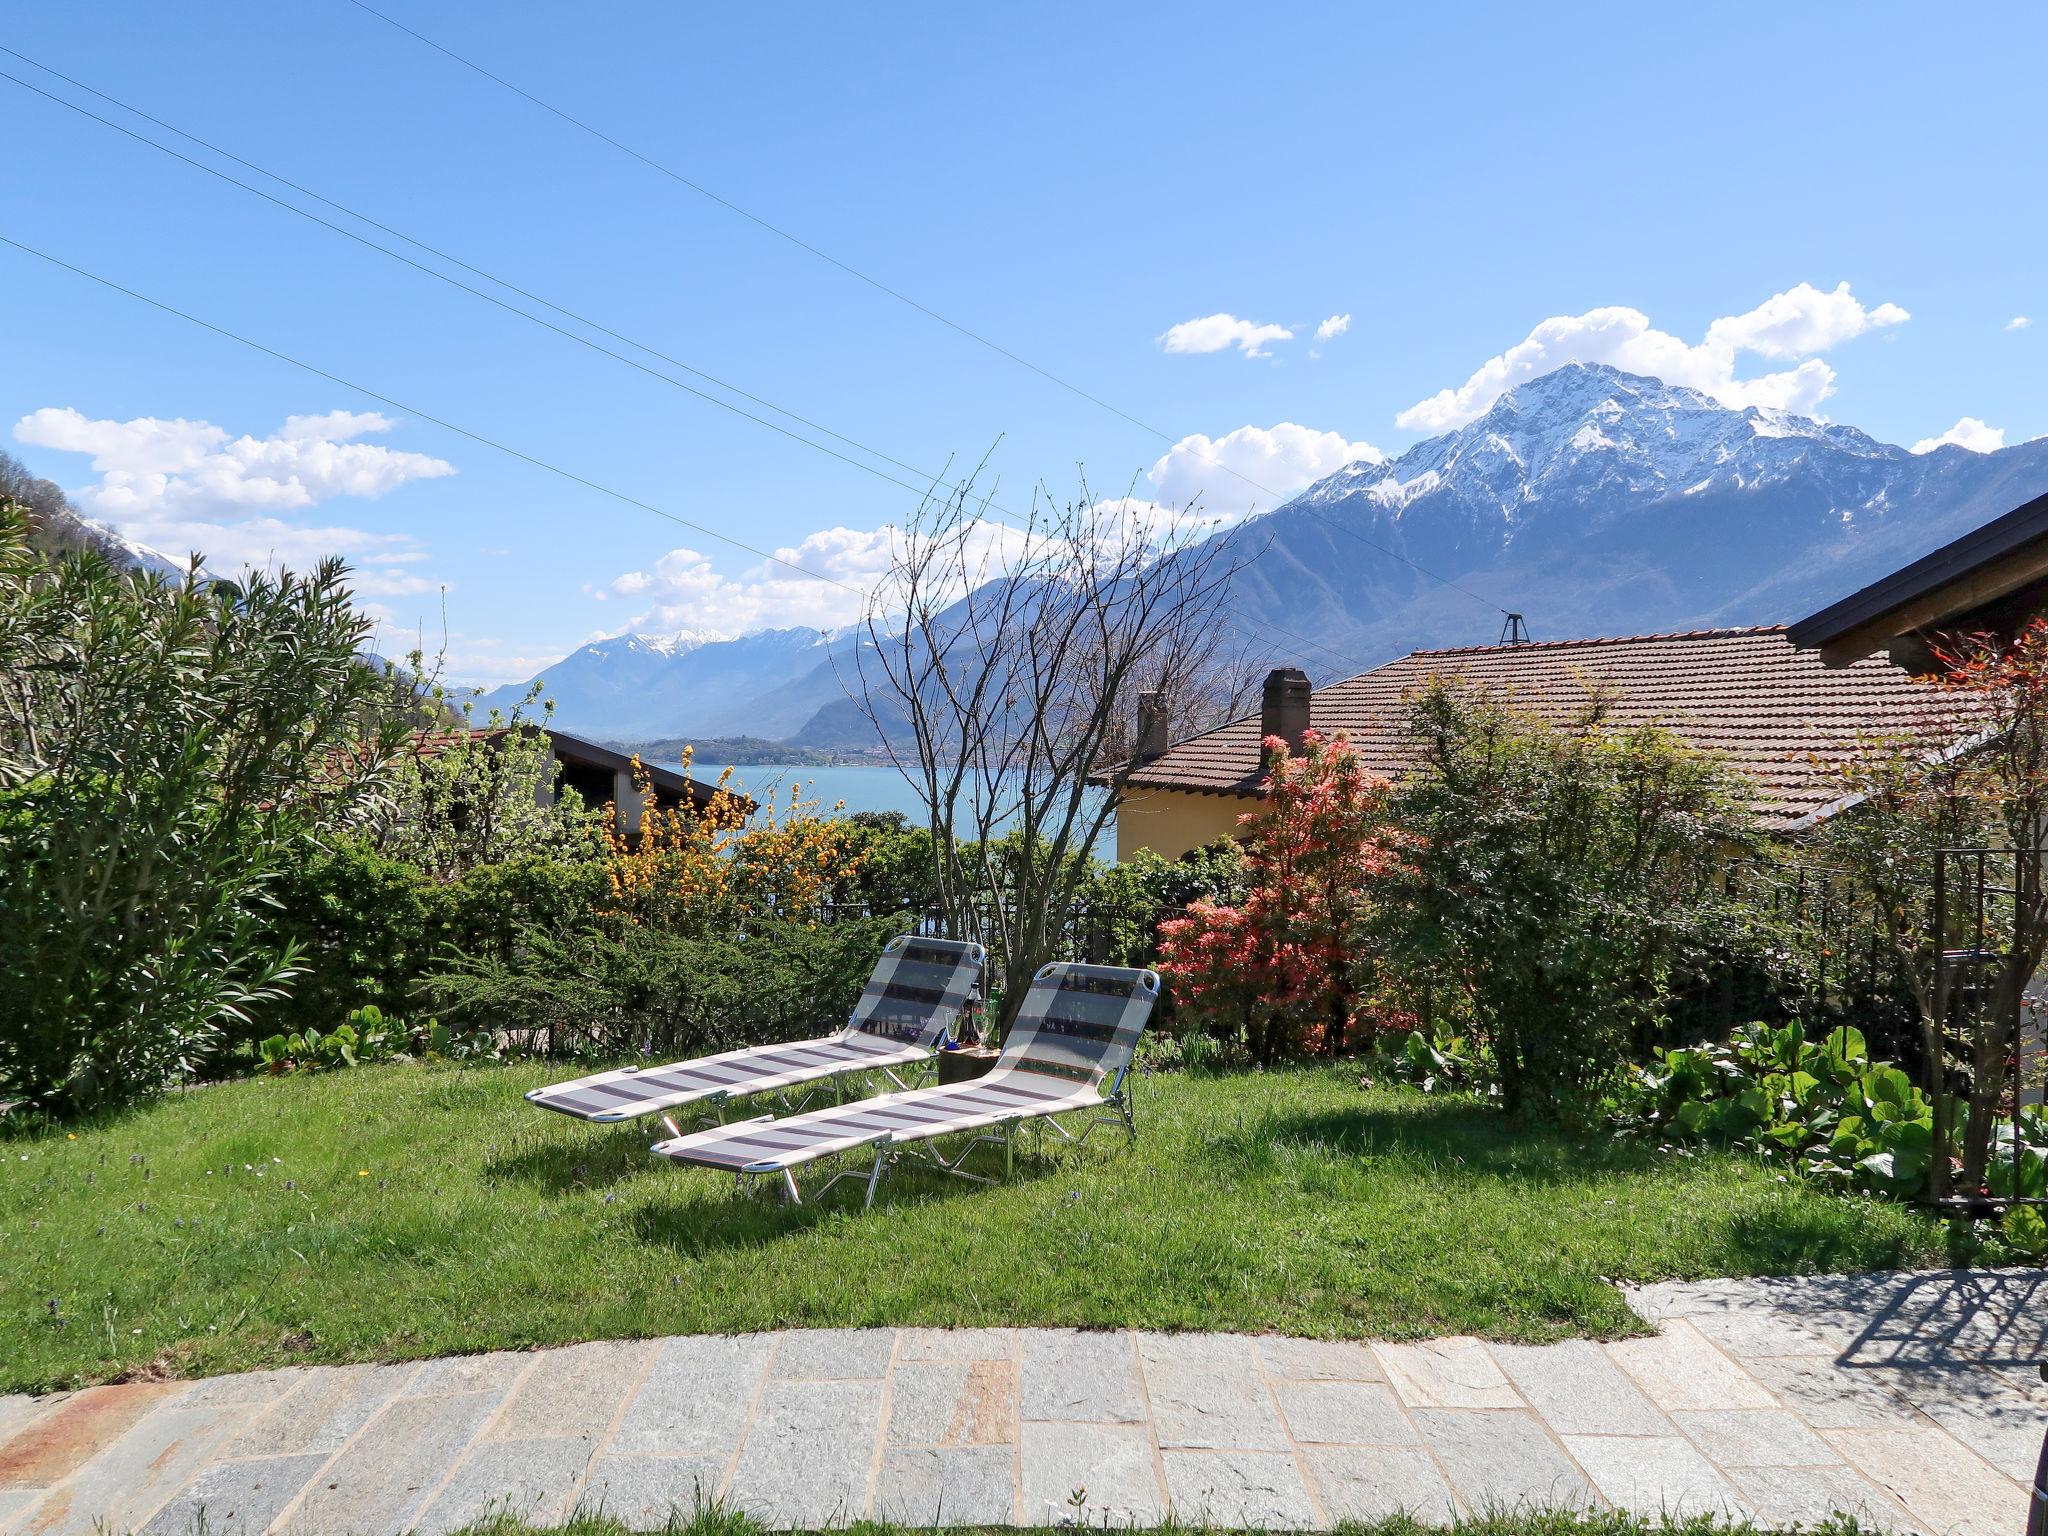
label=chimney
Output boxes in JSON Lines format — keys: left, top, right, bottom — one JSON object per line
{"left": 1136, "top": 690, "right": 1170, "bottom": 760}
{"left": 1260, "top": 667, "right": 1312, "bottom": 754}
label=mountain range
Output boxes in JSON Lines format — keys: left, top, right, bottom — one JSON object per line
{"left": 481, "top": 362, "right": 2048, "bottom": 747}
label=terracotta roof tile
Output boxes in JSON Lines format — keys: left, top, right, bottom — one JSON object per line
{"left": 1120, "top": 626, "right": 1987, "bottom": 830}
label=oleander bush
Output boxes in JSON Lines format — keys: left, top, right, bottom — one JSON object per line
{"left": 0, "top": 507, "right": 393, "bottom": 1113}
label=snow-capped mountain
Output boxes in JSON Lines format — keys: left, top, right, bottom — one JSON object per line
{"left": 1216, "top": 362, "right": 2048, "bottom": 669}
{"left": 476, "top": 625, "right": 835, "bottom": 740}
{"left": 483, "top": 363, "right": 2048, "bottom": 745}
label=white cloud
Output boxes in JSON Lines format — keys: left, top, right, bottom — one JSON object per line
{"left": 1397, "top": 281, "right": 1910, "bottom": 432}
{"left": 604, "top": 515, "right": 1070, "bottom": 642}
{"left": 1146, "top": 422, "right": 1385, "bottom": 522}
{"left": 1158, "top": 313, "right": 1295, "bottom": 359}
{"left": 1315, "top": 314, "right": 1351, "bottom": 341}
{"left": 2009, "top": 316, "right": 2033, "bottom": 332}
{"left": 1911, "top": 416, "right": 2005, "bottom": 455}
{"left": 12, "top": 404, "right": 452, "bottom": 588}
{"left": 608, "top": 524, "right": 905, "bottom": 638}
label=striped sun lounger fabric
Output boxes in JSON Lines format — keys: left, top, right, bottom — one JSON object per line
{"left": 651, "top": 961, "right": 1159, "bottom": 1173}
{"left": 525, "top": 935, "right": 985, "bottom": 1123}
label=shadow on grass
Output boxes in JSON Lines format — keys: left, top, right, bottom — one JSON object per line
{"left": 483, "top": 1125, "right": 654, "bottom": 1194}
{"left": 624, "top": 1140, "right": 1037, "bottom": 1254}
{"left": 1205, "top": 1098, "right": 1661, "bottom": 1186}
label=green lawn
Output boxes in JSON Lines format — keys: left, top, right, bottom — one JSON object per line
{"left": 0, "top": 1059, "right": 1960, "bottom": 1392}
{"left": 451, "top": 1509, "right": 1870, "bottom": 1536}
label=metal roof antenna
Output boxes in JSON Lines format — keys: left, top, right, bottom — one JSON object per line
{"left": 1499, "top": 612, "right": 1531, "bottom": 646}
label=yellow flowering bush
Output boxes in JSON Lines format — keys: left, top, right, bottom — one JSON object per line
{"left": 603, "top": 748, "right": 864, "bottom": 933}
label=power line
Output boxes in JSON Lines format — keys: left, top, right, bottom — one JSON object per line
{"left": 0, "top": 57, "right": 1368, "bottom": 678}
{"left": 0, "top": 64, "right": 956, "bottom": 508}
{"left": 0, "top": 233, "right": 1363, "bottom": 679}
{"left": 0, "top": 45, "right": 946, "bottom": 495}
{"left": 0, "top": 233, "right": 864, "bottom": 596}
{"left": 337, "top": 0, "right": 1511, "bottom": 619}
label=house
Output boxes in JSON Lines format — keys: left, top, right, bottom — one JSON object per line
{"left": 1788, "top": 487, "right": 2048, "bottom": 1109}
{"left": 408, "top": 726, "right": 745, "bottom": 835}
{"left": 1110, "top": 627, "right": 1979, "bottom": 862}
{"left": 1789, "top": 485, "right": 2048, "bottom": 669}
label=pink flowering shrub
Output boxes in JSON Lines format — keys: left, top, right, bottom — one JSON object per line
{"left": 1156, "top": 729, "right": 1404, "bottom": 1063}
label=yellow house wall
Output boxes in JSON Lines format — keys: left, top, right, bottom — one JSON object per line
{"left": 1115, "top": 785, "right": 1251, "bottom": 862}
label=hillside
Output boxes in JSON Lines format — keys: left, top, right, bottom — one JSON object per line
{"left": 478, "top": 364, "right": 2048, "bottom": 745}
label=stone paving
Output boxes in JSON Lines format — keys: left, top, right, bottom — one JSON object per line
{"left": 0, "top": 1269, "right": 2040, "bottom": 1536}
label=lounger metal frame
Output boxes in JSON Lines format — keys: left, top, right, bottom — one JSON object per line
{"left": 658, "top": 963, "right": 1158, "bottom": 1208}
{"left": 524, "top": 934, "right": 986, "bottom": 1126}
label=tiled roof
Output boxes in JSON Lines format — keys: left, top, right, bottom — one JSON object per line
{"left": 1120, "top": 626, "right": 1988, "bottom": 830}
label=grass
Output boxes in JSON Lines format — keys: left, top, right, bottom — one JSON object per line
{"left": 445, "top": 1508, "right": 1879, "bottom": 1536}
{"left": 0, "top": 1059, "right": 1963, "bottom": 1392}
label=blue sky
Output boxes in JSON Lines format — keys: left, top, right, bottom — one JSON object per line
{"left": 4, "top": 2, "right": 2043, "bottom": 684}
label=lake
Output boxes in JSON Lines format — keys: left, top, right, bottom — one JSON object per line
{"left": 669, "top": 762, "right": 1117, "bottom": 855}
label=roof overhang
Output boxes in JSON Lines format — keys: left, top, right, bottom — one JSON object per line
{"left": 1787, "top": 488, "right": 2048, "bottom": 666}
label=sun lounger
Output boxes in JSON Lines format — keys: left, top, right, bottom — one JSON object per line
{"left": 525, "top": 934, "right": 986, "bottom": 1125}
{"left": 650, "top": 960, "right": 1160, "bottom": 1205}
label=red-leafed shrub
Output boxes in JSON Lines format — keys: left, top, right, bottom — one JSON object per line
{"left": 1157, "top": 729, "right": 1402, "bottom": 1063}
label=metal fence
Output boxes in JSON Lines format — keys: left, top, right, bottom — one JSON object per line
{"left": 1929, "top": 847, "right": 2048, "bottom": 1210}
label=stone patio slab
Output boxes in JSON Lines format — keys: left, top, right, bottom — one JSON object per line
{"left": 1140, "top": 1335, "right": 1288, "bottom": 1450}
{"left": 1017, "top": 1421, "right": 1161, "bottom": 1526}
{"left": 874, "top": 1446, "right": 1013, "bottom": 1524}
{"left": 1744, "top": 1356, "right": 1924, "bottom": 1428}
{"left": 607, "top": 1335, "right": 771, "bottom": 1457}
{"left": 410, "top": 1437, "right": 593, "bottom": 1535}
{"left": 1254, "top": 1338, "right": 1383, "bottom": 1383}
{"left": 1374, "top": 1337, "right": 1521, "bottom": 1410}
{"left": 0, "top": 1384, "right": 184, "bottom": 1491}
{"left": 1724, "top": 1464, "right": 1918, "bottom": 1533}
{"left": 722, "top": 1379, "right": 881, "bottom": 1529}
{"left": 887, "top": 1361, "right": 1017, "bottom": 1446}
{"left": 1273, "top": 1381, "right": 1416, "bottom": 1446}
{"left": 1674, "top": 1407, "right": 1841, "bottom": 1469}
{"left": 1608, "top": 1321, "right": 1776, "bottom": 1411}
{"left": 139, "top": 1454, "right": 330, "bottom": 1536}
{"left": 275, "top": 1390, "right": 499, "bottom": 1536}
{"left": 1160, "top": 1450, "right": 1318, "bottom": 1529}
{"left": 1491, "top": 1339, "right": 1671, "bottom": 1436}
{"left": 487, "top": 1338, "right": 653, "bottom": 1445}
{"left": 1561, "top": 1434, "right": 1748, "bottom": 1519}
{"left": 1018, "top": 1330, "right": 1144, "bottom": 1423}
{"left": 1826, "top": 1424, "right": 2027, "bottom": 1536}
{"left": 574, "top": 1455, "right": 723, "bottom": 1526}
{"left": 1300, "top": 1446, "right": 1457, "bottom": 1522}
{"left": 1413, "top": 1409, "right": 1595, "bottom": 1511}
{"left": 898, "top": 1328, "right": 1011, "bottom": 1362}
{"left": 217, "top": 1365, "right": 414, "bottom": 1461}
{"left": 15, "top": 1404, "right": 248, "bottom": 1536}
{"left": 404, "top": 1352, "right": 532, "bottom": 1399}
{"left": 772, "top": 1329, "right": 895, "bottom": 1381}
{"left": 0, "top": 1270, "right": 2034, "bottom": 1535}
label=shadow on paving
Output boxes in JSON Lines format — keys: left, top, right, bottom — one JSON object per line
{"left": 1765, "top": 1266, "right": 2048, "bottom": 1370}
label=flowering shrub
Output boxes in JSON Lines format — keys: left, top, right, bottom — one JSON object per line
{"left": 1157, "top": 730, "right": 1401, "bottom": 1063}
{"left": 603, "top": 747, "right": 864, "bottom": 933}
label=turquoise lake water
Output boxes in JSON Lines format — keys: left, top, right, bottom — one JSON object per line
{"left": 669, "top": 762, "right": 1116, "bottom": 854}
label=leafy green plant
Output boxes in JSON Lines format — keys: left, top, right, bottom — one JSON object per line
{"left": 0, "top": 506, "right": 393, "bottom": 1113}
{"left": 1373, "top": 1029, "right": 1481, "bottom": 1095}
{"left": 1627, "top": 1019, "right": 2048, "bottom": 1211}
{"left": 1373, "top": 677, "right": 1762, "bottom": 1124}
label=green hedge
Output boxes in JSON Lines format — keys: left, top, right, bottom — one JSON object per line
{"left": 253, "top": 842, "right": 608, "bottom": 1040}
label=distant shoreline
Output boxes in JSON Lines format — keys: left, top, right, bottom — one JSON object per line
{"left": 599, "top": 735, "right": 895, "bottom": 767}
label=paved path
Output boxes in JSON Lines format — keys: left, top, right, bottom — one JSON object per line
{"left": 0, "top": 1269, "right": 2041, "bottom": 1536}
